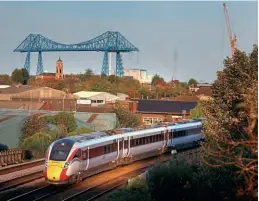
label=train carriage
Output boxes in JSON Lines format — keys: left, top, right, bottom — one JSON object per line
{"left": 44, "top": 119, "right": 205, "bottom": 185}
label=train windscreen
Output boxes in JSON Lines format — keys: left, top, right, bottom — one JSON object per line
{"left": 49, "top": 139, "right": 75, "bottom": 161}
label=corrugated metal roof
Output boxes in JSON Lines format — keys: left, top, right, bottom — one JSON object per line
{"left": 0, "top": 86, "right": 32, "bottom": 94}
{"left": 11, "top": 87, "right": 78, "bottom": 99}
{"left": 74, "top": 91, "right": 103, "bottom": 98}
{"left": 0, "top": 101, "right": 45, "bottom": 110}
{"left": 74, "top": 91, "right": 120, "bottom": 101}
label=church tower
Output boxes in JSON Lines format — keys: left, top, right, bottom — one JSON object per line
{"left": 55, "top": 57, "right": 64, "bottom": 79}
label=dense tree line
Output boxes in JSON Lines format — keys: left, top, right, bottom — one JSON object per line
{"left": 1, "top": 67, "right": 199, "bottom": 100}
{"left": 201, "top": 45, "right": 258, "bottom": 198}
{"left": 107, "top": 45, "right": 258, "bottom": 201}
{"left": 108, "top": 158, "right": 240, "bottom": 201}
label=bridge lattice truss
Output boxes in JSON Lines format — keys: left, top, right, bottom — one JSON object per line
{"left": 14, "top": 31, "right": 139, "bottom": 77}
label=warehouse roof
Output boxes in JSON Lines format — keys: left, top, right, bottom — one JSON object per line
{"left": 74, "top": 91, "right": 119, "bottom": 101}
{"left": 137, "top": 100, "right": 197, "bottom": 114}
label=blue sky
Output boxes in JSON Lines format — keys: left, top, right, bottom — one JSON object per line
{"left": 0, "top": 1, "right": 257, "bottom": 82}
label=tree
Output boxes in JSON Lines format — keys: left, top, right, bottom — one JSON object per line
{"left": 0, "top": 74, "right": 12, "bottom": 85}
{"left": 151, "top": 74, "right": 165, "bottom": 86}
{"left": 11, "top": 68, "right": 29, "bottom": 84}
{"left": 22, "top": 131, "right": 53, "bottom": 158}
{"left": 146, "top": 159, "right": 238, "bottom": 201}
{"left": 110, "top": 104, "right": 141, "bottom": 128}
{"left": 85, "top": 68, "right": 94, "bottom": 78}
{"left": 0, "top": 144, "right": 8, "bottom": 152}
{"left": 190, "top": 101, "right": 203, "bottom": 118}
{"left": 49, "top": 112, "right": 77, "bottom": 133}
{"left": 73, "top": 82, "right": 88, "bottom": 92}
{"left": 108, "top": 75, "right": 117, "bottom": 84}
{"left": 21, "top": 114, "right": 48, "bottom": 141}
{"left": 55, "top": 80, "right": 65, "bottom": 90}
{"left": 138, "top": 88, "right": 153, "bottom": 99}
{"left": 91, "top": 80, "right": 117, "bottom": 94}
{"left": 107, "top": 177, "right": 151, "bottom": 201}
{"left": 201, "top": 45, "right": 258, "bottom": 198}
{"left": 188, "top": 78, "right": 198, "bottom": 86}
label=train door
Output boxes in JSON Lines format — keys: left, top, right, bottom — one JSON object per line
{"left": 78, "top": 149, "right": 85, "bottom": 172}
{"left": 124, "top": 137, "right": 131, "bottom": 158}
{"left": 70, "top": 149, "right": 81, "bottom": 176}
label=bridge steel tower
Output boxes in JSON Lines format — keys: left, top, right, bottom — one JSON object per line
{"left": 14, "top": 31, "right": 139, "bottom": 77}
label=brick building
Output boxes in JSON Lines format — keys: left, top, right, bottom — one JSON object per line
{"left": 135, "top": 100, "right": 197, "bottom": 124}
{"left": 36, "top": 57, "right": 64, "bottom": 80}
{"left": 195, "top": 86, "right": 212, "bottom": 100}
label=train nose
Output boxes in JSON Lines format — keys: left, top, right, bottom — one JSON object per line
{"left": 47, "top": 165, "right": 62, "bottom": 181}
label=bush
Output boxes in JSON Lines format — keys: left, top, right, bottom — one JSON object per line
{"left": 107, "top": 177, "right": 151, "bottom": 201}
{"left": 22, "top": 131, "right": 53, "bottom": 158}
{"left": 110, "top": 104, "right": 141, "bottom": 128}
{"left": 52, "top": 112, "right": 77, "bottom": 132}
{"left": 44, "top": 112, "right": 77, "bottom": 133}
{"left": 21, "top": 114, "right": 48, "bottom": 141}
{"left": 0, "top": 144, "right": 8, "bottom": 152}
{"left": 146, "top": 159, "right": 238, "bottom": 201}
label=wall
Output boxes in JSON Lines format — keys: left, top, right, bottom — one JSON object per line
{"left": 124, "top": 69, "right": 153, "bottom": 84}
{"left": 140, "top": 113, "right": 191, "bottom": 124}
{"left": 11, "top": 98, "right": 77, "bottom": 111}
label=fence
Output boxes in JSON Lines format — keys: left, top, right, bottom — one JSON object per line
{"left": 0, "top": 149, "right": 24, "bottom": 167}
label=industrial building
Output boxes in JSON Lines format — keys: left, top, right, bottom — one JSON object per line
{"left": 123, "top": 69, "right": 153, "bottom": 84}
{"left": 74, "top": 91, "right": 120, "bottom": 106}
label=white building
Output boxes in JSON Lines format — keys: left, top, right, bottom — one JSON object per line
{"left": 74, "top": 91, "right": 120, "bottom": 106}
{"left": 116, "top": 93, "right": 129, "bottom": 101}
{"left": 124, "top": 69, "right": 153, "bottom": 84}
{"left": 0, "top": 81, "right": 10, "bottom": 89}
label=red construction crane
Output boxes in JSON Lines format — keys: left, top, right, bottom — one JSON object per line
{"left": 223, "top": 2, "right": 237, "bottom": 56}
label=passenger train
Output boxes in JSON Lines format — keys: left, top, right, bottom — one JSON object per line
{"left": 44, "top": 119, "right": 205, "bottom": 185}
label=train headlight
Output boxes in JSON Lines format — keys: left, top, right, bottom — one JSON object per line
{"left": 64, "top": 162, "right": 71, "bottom": 169}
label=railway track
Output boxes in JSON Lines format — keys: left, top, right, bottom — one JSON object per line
{"left": 0, "top": 171, "right": 43, "bottom": 192}
{"left": 0, "top": 159, "right": 45, "bottom": 175}
{"left": 2, "top": 148, "right": 202, "bottom": 201}
{"left": 6, "top": 185, "right": 56, "bottom": 201}
{"left": 61, "top": 167, "right": 148, "bottom": 201}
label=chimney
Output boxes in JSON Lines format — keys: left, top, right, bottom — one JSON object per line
{"left": 129, "top": 101, "right": 137, "bottom": 113}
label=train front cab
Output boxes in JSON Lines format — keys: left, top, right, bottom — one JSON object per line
{"left": 44, "top": 138, "right": 82, "bottom": 185}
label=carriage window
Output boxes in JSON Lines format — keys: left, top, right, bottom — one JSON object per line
{"left": 83, "top": 151, "right": 87, "bottom": 160}
{"left": 73, "top": 151, "right": 79, "bottom": 159}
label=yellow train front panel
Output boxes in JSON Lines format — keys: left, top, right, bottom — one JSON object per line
{"left": 46, "top": 160, "right": 66, "bottom": 182}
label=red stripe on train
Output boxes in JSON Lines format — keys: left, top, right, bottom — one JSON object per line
{"left": 60, "top": 148, "right": 78, "bottom": 181}
{"left": 60, "top": 168, "right": 69, "bottom": 180}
